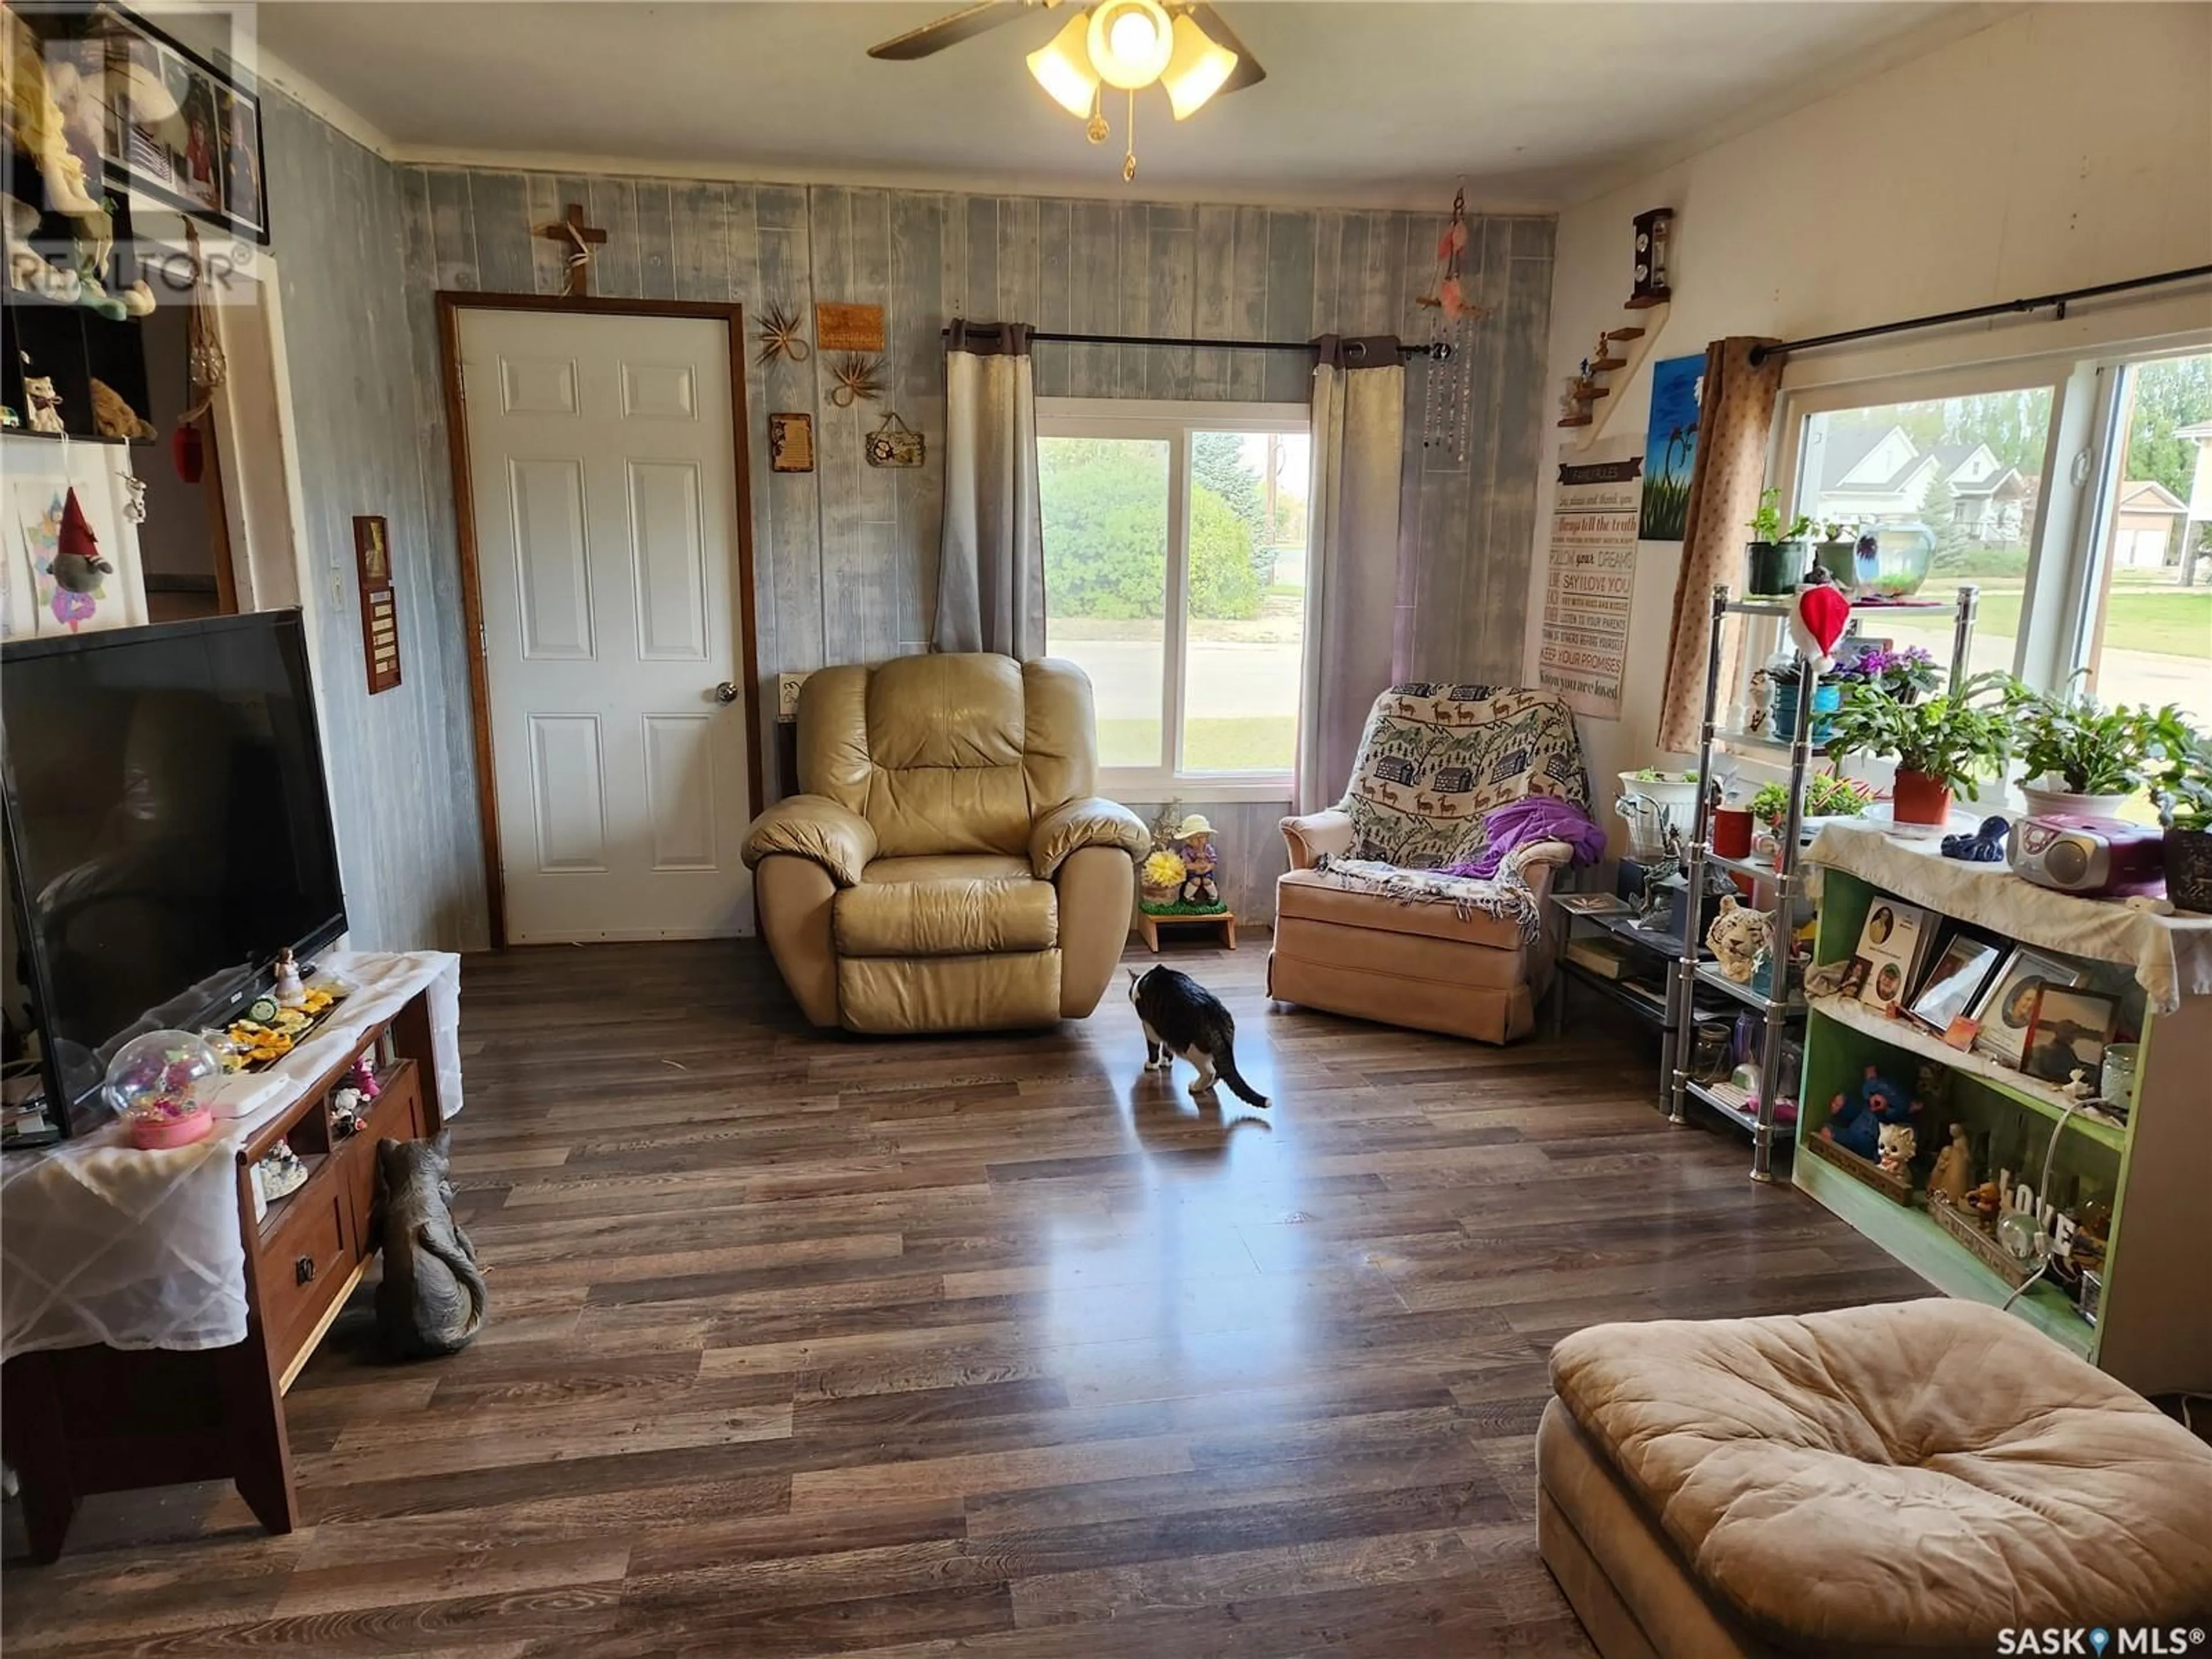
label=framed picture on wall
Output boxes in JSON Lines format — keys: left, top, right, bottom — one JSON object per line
{"left": 27, "top": 2, "right": 274, "bottom": 244}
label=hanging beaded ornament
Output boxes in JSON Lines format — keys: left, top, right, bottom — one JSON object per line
{"left": 1416, "top": 187, "right": 1487, "bottom": 463}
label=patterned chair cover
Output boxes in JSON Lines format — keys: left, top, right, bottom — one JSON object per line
{"left": 1337, "top": 684, "right": 1589, "bottom": 868}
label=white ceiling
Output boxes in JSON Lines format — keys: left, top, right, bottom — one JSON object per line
{"left": 254, "top": 1, "right": 1982, "bottom": 209}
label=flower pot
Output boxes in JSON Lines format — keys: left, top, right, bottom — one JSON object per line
{"left": 2164, "top": 827, "right": 2212, "bottom": 913}
{"left": 1891, "top": 768, "right": 1953, "bottom": 825}
{"left": 1712, "top": 807, "right": 1754, "bottom": 859}
{"left": 2018, "top": 784, "right": 2136, "bottom": 821}
{"left": 1746, "top": 539, "right": 1810, "bottom": 597}
{"left": 1771, "top": 680, "right": 1800, "bottom": 738}
{"left": 1807, "top": 682, "right": 1842, "bottom": 745}
{"left": 1768, "top": 681, "right": 1840, "bottom": 744}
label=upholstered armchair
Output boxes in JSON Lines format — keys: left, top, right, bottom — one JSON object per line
{"left": 741, "top": 654, "right": 1149, "bottom": 1033}
{"left": 1268, "top": 684, "right": 1590, "bottom": 1044}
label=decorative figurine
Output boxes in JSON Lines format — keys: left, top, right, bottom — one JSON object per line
{"left": 272, "top": 947, "right": 306, "bottom": 1007}
{"left": 103, "top": 1031, "right": 222, "bottom": 1150}
{"left": 376, "top": 1131, "right": 487, "bottom": 1358}
{"left": 2061, "top": 1068, "right": 2094, "bottom": 1101}
{"left": 23, "top": 370, "right": 65, "bottom": 435}
{"left": 1876, "top": 1121, "right": 1918, "bottom": 1179}
{"left": 1172, "top": 814, "right": 1223, "bottom": 912}
{"left": 1927, "top": 1122, "right": 1975, "bottom": 1207}
{"left": 253, "top": 1142, "right": 309, "bottom": 1204}
{"left": 1705, "top": 894, "right": 1768, "bottom": 985}
{"left": 1941, "top": 815, "right": 2010, "bottom": 862}
{"left": 349, "top": 1053, "right": 381, "bottom": 1100}
{"left": 331, "top": 1085, "right": 365, "bottom": 1138}
{"left": 1821, "top": 1066, "right": 1921, "bottom": 1161}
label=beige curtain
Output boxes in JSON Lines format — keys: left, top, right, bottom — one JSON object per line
{"left": 934, "top": 321, "right": 1045, "bottom": 658}
{"left": 1655, "top": 338, "right": 1785, "bottom": 755}
{"left": 1297, "top": 336, "right": 1406, "bottom": 813}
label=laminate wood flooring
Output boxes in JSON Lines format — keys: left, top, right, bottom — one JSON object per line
{"left": 2, "top": 940, "right": 1929, "bottom": 1656}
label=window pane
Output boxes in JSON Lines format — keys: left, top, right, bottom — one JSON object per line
{"left": 1183, "top": 431, "right": 1308, "bottom": 773}
{"left": 2084, "top": 354, "right": 2210, "bottom": 731}
{"left": 1795, "top": 388, "right": 2052, "bottom": 680}
{"left": 1039, "top": 434, "right": 1169, "bottom": 769}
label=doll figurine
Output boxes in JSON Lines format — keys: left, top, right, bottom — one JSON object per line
{"left": 1927, "top": 1122, "right": 1975, "bottom": 1207}
{"left": 1172, "top": 814, "right": 1222, "bottom": 911}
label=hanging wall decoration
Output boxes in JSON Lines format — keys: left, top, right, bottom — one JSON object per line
{"left": 1417, "top": 186, "right": 1482, "bottom": 463}
{"left": 534, "top": 202, "right": 608, "bottom": 297}
{"left": 828, "top": 354, "right": 886, "bottom": 408}
{"left": 863, "top": 411, "right": 925, "bottom": 468}
{"left": 1638, "top": 353, "right": 1704, "bottom": 543}
{"left": 756, "top": 302, "right": 810, "bottom": 366}
{"left": 19, "top": 484, "right": 112, "bottom": 635}
{"left": 354, "top": 516, "right": 400, "bottom": 694}
{"left": 815, "top": 302, "right": 885, "bottom": 353}
{"left": 768, "top": 412, "right": 815, "bottom": 473}
{"left": 1628, "top": 208, "right": 1674, "bottom": 309}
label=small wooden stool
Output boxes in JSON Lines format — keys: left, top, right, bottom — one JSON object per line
{"left": 1137, "top": 909, "right": 1237, "bottom": 952}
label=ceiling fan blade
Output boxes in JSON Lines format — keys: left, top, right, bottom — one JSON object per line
{"left": 1187, "top": 3, "right": 1266, "bottom": 91}
{"left": 868, "top": 0, "right": 1039, "bottom": 60}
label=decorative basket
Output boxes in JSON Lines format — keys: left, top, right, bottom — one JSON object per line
{"left": 1139, "top": 884, "right": 1181, "bottom": 913}
{"left": 1927, "top": 1195, "right": 2035, "bottom": 1287}
{"left": 1801, "top": 1129, "right": 1911, "bottom": 1205}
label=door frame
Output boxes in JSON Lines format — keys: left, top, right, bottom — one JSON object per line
{"left": 435, "top": 291, "right": 765, "bottom": 949}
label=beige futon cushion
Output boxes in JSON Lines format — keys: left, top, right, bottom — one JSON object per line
{"left": 1550, "top": 1299, "right": 2212, "bottom": 1652}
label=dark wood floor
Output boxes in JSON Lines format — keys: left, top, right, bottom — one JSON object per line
{"left": 2, "top": 940, "right": 1927, "bottom": 1656}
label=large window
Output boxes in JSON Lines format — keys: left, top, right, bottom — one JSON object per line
{"left": 1037, "top": 401, "right": 1310, "bottom": 789}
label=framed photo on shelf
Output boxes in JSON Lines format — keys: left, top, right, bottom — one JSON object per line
{"left": 1968, "top": 947, "right": 2082, "bottom": 1068}
{"left": 1907, "top": 933, "right": 2003, "bottom": 1034}
{"left": 2022, "top": 986, "right": 2119, "bottom": 1086}
{"left": 79, "top": 3, "right": 270, "bottom": 244}
{"left": 1556, "top": 893, "right": 1631, "bottom": 916}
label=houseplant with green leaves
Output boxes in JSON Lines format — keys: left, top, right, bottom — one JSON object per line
{"left": 1745, "top": 488, "right": 1814, "bottom": 597}
{"left": 2006, "top": 673, "right": 2168, "bottom": 817}
{"left": 1824, "top": 670, "right": 2014, "bottom": 825}
{"left": 2146, "top": 710, "right": 2212, "bottom": 912}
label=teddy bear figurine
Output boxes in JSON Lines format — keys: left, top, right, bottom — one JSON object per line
{"left": 1821, "top": 1066, "right": 1920, "bottom": 1161}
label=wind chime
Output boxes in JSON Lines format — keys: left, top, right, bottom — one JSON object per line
{"left": 1416, "top": 185, "right": 1485, "bottom": 463}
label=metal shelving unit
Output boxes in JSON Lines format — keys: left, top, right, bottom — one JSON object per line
{"left": 1664, "top": 582, "right": 1979, "bottom": 1181}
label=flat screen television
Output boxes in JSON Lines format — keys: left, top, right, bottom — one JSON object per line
{"left": 2, "top": 611, "right": 346, "bottom": 1141}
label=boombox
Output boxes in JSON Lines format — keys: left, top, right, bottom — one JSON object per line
{"left": 2008, "top": 814, "right": 2166, "bottom": 897}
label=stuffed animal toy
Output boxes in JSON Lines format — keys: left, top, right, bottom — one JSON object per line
{"left": 90, "top": 378, "right": 154, "bottom": 441}
{"left": 50, "top": 488, "right": 113, "bottom": 593}
{"left": 3, "top": 11, "right": 103, "bottom": 217}
{"left": 1821, "top": 1065, "right": 1920, "bottom": 1160}
{"left": 1941, "top": 815, "right": 2010, "bottom": 863}
{"left": 1787, "top": 569, "right": 1851, "bottom": 675}
{"left": 1705, "top": 894, "right": 1768, "bottom": 985}
{"left": 1876, "top": 1121, "right": 1918, "bottom": 1179}
{"left": 1927, "top": 1122, "right": 1975, "bottom": 1207}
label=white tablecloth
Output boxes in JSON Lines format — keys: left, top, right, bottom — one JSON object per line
{"left": 1807, "top": 824, "right": 2212, "bottom": 1013}
{"left": 1, "top": 951, "right": 462, "bottom": 1360}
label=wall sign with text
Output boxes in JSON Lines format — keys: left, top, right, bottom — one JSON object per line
{"left": 354, "top": 516, "right": 401, "bottom": 694}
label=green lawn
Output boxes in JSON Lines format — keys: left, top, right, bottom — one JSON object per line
{"left": 1892, "top": 585, "right": 2209, "bottom": 658}
{"left": 1099, "top": 717, "right": 1296, "bottom": 774}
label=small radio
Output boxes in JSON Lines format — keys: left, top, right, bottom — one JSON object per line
{"left": 2008, "top": 814, "right": 2166, "bottom": 897}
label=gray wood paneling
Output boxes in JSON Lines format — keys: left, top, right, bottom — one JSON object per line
{"left": 272, "top": 105, "right": 1553, "bottom": 950}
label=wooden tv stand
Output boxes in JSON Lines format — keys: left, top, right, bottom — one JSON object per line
{"left": 0, "top": 988, "right": 445, "bottom": 1562}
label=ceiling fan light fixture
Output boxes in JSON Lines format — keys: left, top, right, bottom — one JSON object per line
{"left": 1087, "top": 0, "right": 1173, "bottom": 90}
{"left": 1162, "top": 11, "right": 1237, "bottom": 119}
{"left": 1027, "top": 9, "right": 1101, "bottom": 118}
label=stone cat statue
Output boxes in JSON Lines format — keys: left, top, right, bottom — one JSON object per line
{"left": 374, "top": 1130, "right": 486, "bottom": 1358}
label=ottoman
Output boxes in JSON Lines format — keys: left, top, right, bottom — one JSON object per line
{"left": 1537, "top": 1299, "right": 2212, "bottom": 1658}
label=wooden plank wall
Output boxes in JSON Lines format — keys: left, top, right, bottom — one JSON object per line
{"left": 260, "top": 98, "right": 1552, "bottom": 945}
{"left": 262, "top": 93, "right": 491, "bottom": 952}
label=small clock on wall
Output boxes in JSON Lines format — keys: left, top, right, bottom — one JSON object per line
{"left": 1628, "top": 207, "right": 1673, "bottom": 309}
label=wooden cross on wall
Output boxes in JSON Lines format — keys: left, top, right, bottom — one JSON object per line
{"left": 536, "top": 202, "right": 608, "bottom": 297}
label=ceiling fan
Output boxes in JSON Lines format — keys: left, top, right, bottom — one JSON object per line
{"left": 868, "top": 0, "right": 1266, "bottom": 180}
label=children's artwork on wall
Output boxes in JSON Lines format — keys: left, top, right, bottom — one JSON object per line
{"left": 1638, "top": 353, "right": 1703, "bottom": 542}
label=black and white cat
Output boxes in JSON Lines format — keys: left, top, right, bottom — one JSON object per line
{"left": 1128, "top": 967, "right": 1270, "bottom": 1107}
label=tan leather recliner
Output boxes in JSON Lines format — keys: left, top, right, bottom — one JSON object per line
{"left": 741, "top": 654, "right": 1149, "bottom": 1034}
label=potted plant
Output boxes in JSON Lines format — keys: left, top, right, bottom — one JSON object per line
{"left": 1824, "top": 671, "right": 2014, "bottom": 825}
{"left": 1840, "top": 644, "right": 1940, "bottom": 704}
{"left": 1745, "top": 488, "right": 1815, "bottom": 596}
{"left": 1766, "top": 658, "right": 1844, "bottom": 743}
{"left": 1812, "top": 519, "right": 1859, "bottom": 590}
{"left": 2147, "top": 713, "right": 2211, "bottom": 912}
{"left": 2007, "top": 673, "right": 2163, "bottom": 818}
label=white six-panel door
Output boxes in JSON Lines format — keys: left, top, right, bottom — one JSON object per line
{"left": 459, "top": 308, "right": 754, "bottom": 943}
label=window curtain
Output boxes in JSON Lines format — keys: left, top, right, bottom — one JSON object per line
{"left": 933, "top": 320, "right": 1046, "bottom": 658}
{"left": 1297, "top": 335, "right": 1406, "bottom": 813}
{"left": 1655, "top": 338, "right": 1786, "bottom": 755}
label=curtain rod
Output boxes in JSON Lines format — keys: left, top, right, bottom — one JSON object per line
{"left": 1749, "top": 265, "right": 2212, "bottom": 366}
{"left": 941, "top": 325, "right": 1444, "bottom": 360}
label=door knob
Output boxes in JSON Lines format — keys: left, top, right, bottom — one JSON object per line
{"left": 714, "top": 681, "right": 741, "bottom": 704}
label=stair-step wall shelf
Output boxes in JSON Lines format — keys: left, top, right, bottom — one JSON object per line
{"left": 1558, "top": 312, "right": 1668, "bottom": 445}
{"left": 1796, "top": 824, "right": 2211, "bottom": 1399}
{"left": 1664, "top": 584, "right": 1978, "bottom": 1179}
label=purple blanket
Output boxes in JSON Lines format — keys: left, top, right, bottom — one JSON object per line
{"left": 1440, "top": 798, "right": 1607, "bottom": 880}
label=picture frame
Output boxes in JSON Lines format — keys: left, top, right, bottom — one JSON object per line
{"left": 768, "top": 412, "right": 815, "bottom": 474}
{"left": 2022, "top": 986, "right": 2119, "bottom": 1087}
{"left": 44, "top": 2, "right": 273, "bottom": 244}
{"left": 1556, "top": 893, "right": 1631, "bottom": 916}
{"left": 1907, "top": 933, "right": 2003, "bottom": 1034}
{"left": 1968, "top": 947, "right": 2082, "bottom": 1068}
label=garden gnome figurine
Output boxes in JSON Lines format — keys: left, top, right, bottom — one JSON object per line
{"left": 1173, "top": 814, "right": 1221, "bottom": 910}
{"left": 50, "top": 488, "right": 113, "bottom": 593}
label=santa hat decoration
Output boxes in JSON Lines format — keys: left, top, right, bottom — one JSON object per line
{"left": 1788, "top": 574, "right": 1851, "bottom": 675}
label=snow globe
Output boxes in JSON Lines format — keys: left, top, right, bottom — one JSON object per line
{"left": 104, "top": 1031, "right": 224, "bottom": 1150}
